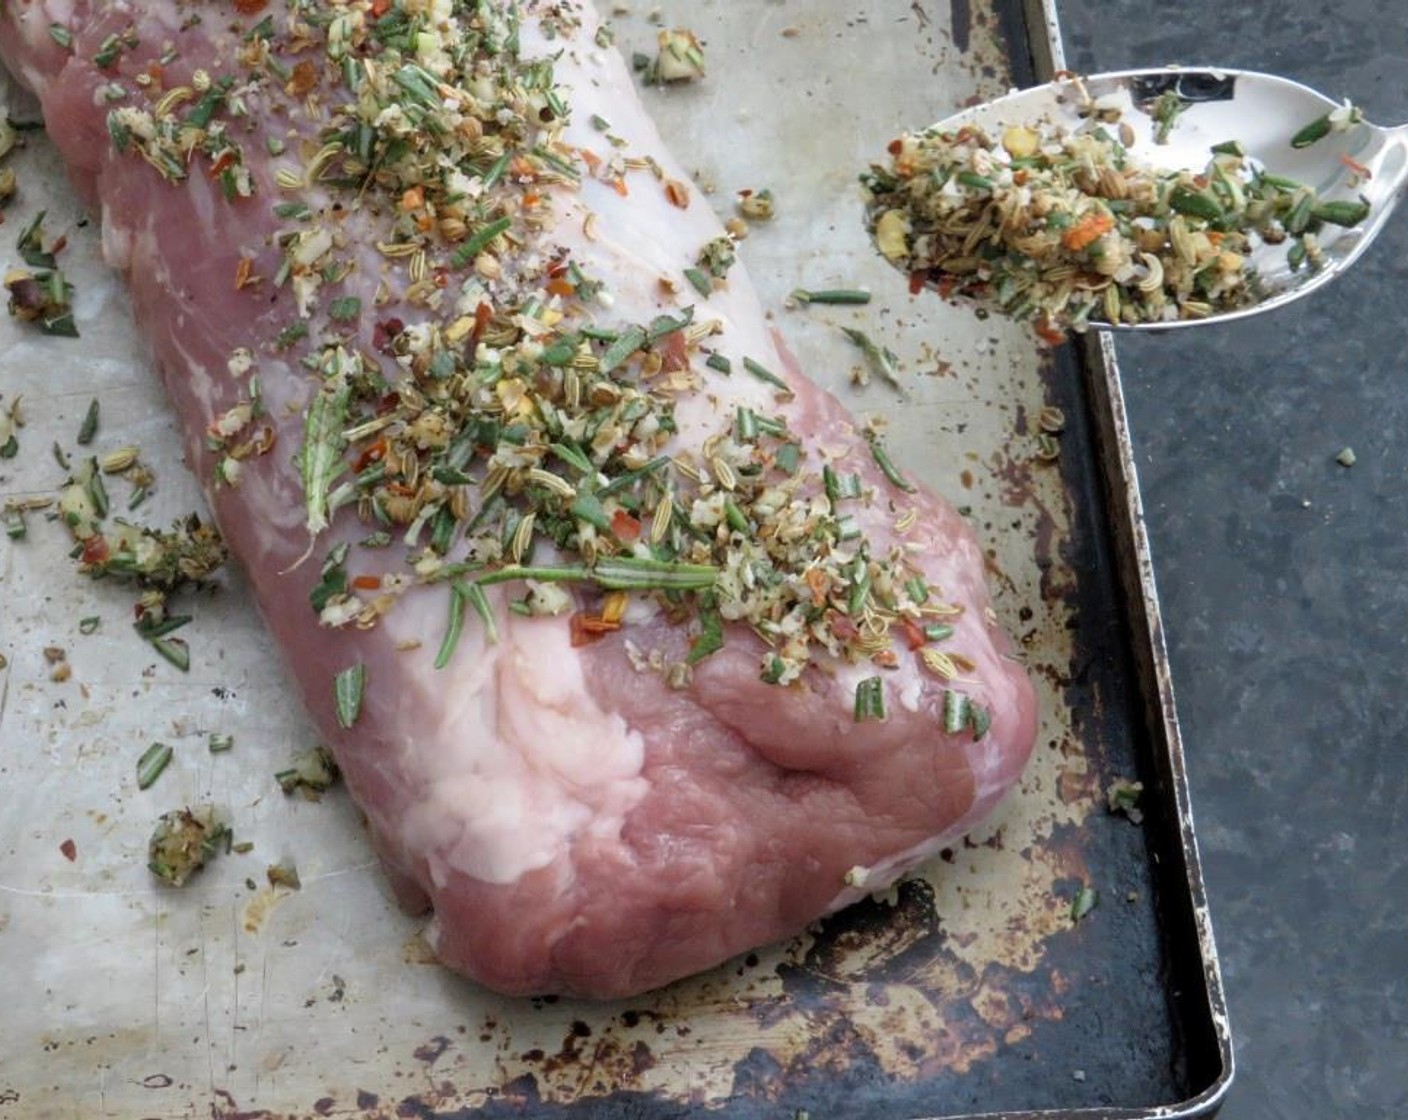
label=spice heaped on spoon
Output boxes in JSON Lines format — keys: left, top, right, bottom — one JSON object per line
{"left": 864, "top": 68, "right": 1408, "bottom": 336}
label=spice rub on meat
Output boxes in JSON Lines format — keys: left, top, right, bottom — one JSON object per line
{"left": 0, "top": 0, "right": 1038, "bottom": 997}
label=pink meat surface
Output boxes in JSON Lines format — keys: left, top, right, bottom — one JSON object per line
{"left": 0, "top": 0, "right": 1038, "bottom": 997}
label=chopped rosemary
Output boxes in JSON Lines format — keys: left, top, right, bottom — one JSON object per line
{"left": 333, "top": 663, "right": 365, "bottom": 729}
{"left": 435, "top": 583, "right": 468, "bottom": 670}
{"left": 1070, "top": 885, "right": 1100, "bottom": 922}
{"left": 854, "top": 676, "right": 886, "bottom": 722}
{"left": 208, "top": 733, "right": 234, "bottom": 753}
{"left": 150, "top": 635, "right": 191, "bottom": 672}
{"left": 76, "top": 398, "right": 99, "bottom": 445}
{"left": 450, "top": 216, "right": 513, "bottom": 269}
{"left": 683, "top": 267, "right": 713, "bottom": 298}
{"left": 136, "top": 741, "right": 174, "bottom": 790}
{"left": 867, "top": 431, "right": 917, "bottom": 493}
{"left": 791, "top": 288, "right": 872, "bottom": 306}
{"left": 841, "top": 328, "right": 902, "bottom": 391}
{"left": 742, "top": 356, "right": 792, "bottom": 396}
{"left": 686, "top": 595, "right": 724, "bottom": 664}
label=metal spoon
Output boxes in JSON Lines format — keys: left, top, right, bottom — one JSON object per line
{"left": 883, "top": 67, "right": 1406, "bottom": 331}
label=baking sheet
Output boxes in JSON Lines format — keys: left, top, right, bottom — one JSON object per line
{"left": 0, "top": 1, "right": 1229, "bottom": 1117}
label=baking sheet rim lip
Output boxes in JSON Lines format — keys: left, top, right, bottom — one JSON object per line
{"left": 1027, "top": 0, "right": 1237, "bottom": 1110}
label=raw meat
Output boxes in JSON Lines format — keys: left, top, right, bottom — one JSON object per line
{"left": 0, "top": 0, "right": 1038, "bottom": 997}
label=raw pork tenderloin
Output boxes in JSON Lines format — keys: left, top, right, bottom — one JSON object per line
{"left": 0, "top": 0, "right": 1039, "bottom": 997}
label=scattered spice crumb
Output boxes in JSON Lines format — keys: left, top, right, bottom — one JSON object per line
{"left": 266, "top": 860, "right": 302, "bottom": 890}
{"left": 736, "top": 187, "right": 776, "bottom": 221}
{"left": 275, "top": 745, "right": 340, "bottom": 799}
{"left": 1070, "top": 884, "right": 1099, "bottom": 922}
{"left": 59, "top": 838, "right": 77, "bottom": 862}
{"left": 1335, "top": 446, "right": 1357, "bottom": 467}
{"left": 1106, "top": 777, "right": 1144, "bottom": 823}
{"left": 148, "top": 806, "right": 229, "bottom": 887}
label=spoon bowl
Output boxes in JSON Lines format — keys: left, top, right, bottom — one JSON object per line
{"left": 886, "top": 67, "right": 1408, "bottom": 331}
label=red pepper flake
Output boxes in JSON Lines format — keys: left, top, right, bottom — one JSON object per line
{"left": 81, "top": 535, "right": 111, "bottom": 567}
{"left": 658, "top": 329, "right": 690, "bottom": 374}
{"left": 51, "top": 234, "right": 68, "bottom": 256}
{"left": 235, "top": 0, "right": 269, "bottom": 13}
{"left": 209, "top": 149, "right": 237, "bottom": 177}
{"left": 909, "top": 271, "right": 928, "bottom": 297}
{"left": 900, "top": 617, "right": 928, "bottom": 651}
{"left": 828, "top": 611, "right": 859, "bottom": 642}
{"left": 1340, "top": 152, "right": 1373, "bottom": 179}
{"left": 610, "top": 509, "right": 641, "bottom": 542}
{"left": 872, "top": 649, "right": 900, "bottom": 669}
{"left": 352, "top": 575, "right": 382, "bottom": 591}
{"left": 664, "top": 179, "right": 690, "bottom": 209}
{"left": 369, "top": 0, "right": 391, "bottom": 14}
{"left": 569, "top": 612, "right": 620, "bottom": 647}
{"left": 579, "top": 149, "right": 603, "bottom": 175}
{"left": 288, "top": 60, "right": 319, "bottom": 96}
{"left": 472, "top": 301, "right": 494, "bottom": 339}
{"left": 804, "top": 568, "right": 830, "bottom": 607}
{"left": 611, "top": 176, "right": 629, "bottom": 198}
{"left": 1034, "top": 315, "right": 1066, "bottom": 348}
{"left": 546, "top": 277, "right": 574, "bottom": 297}
{"left": 59, "top": 838, "right": 77, "bottom": 862}
{"left": 372, "top": 317, "right": 404, "bottom": 353}
{"left": 1061, "top": 211, "right": 1114, "bottom": 252}
{"left": 887, "top": 138, "right": 904, "bottom": 156}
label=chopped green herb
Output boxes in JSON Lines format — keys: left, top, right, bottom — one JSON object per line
{"left": 742, "top": 356, "right": 792, "bottom": 396}
{"left": 208, "top": 733, "right": 235, "bottom": 753}
{"left": 790, "top": 288, "right": 872, "bottom": 306}
{"left": 683, "top": 267, "right": 713, "bottom": 298}
{"left": 687, "top": 595, "right": 724, "bottom": 664}
{"left": 136, "top": 742, "right": 174, "bottom": 790}
{"left": 841, "top": 327, "right": 902, "bottom": 390}
{"left": 435, "top": 582, "right": 469, "bottom": 669}
{"left": 327, "top": 296, "right": 362, "bottom": 323}
{"left": 1290, "top": 113, "right": 1332, "bottom": 149}
{"left": 1070, "top": 885, "right": 1099, "bottom": 922}
{"left": 942, "top": 689, "right": 971, "bottom": 734}
{"left": 854, "top": 676, "right": 886, "bottom": 721}
{"left": 866, "top": 431, "right": 917, "bottom": 493}
{"left": 76, "top": 399, "right": 99, "bottom": 445}
{"left": 450, "top": 216, "right": 513, "bottom": 268}
{"left": 599, "top": 326, "right": 646, "bottom": 374}
{"left": 149, "top": 635, "right": 191, "bottom": 672}
{"left": 333, "top": 663, "right": 365, "bottom": 729}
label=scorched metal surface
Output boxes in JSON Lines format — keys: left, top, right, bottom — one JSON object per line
{"left": 0, "top": 0, "right": 1230, "bottom": 1117}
